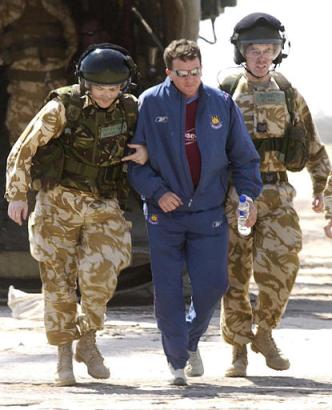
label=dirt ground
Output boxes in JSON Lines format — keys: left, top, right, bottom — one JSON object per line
{"left": 0, "top": 167, "right": 331, "bottom": 410}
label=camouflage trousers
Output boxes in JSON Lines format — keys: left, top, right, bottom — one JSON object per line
{"left": 221, "top": 183, "right": 302, "bottom": 346}
{"left": 28, "top": 185, "right": 132, "bottom": 345}
{"left": 6, "top": 78, "right": 67, "bottom": 146}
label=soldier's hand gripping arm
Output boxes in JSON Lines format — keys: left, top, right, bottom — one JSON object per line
{"left": 121, "top": 144, "right": 148, "bottom": 165}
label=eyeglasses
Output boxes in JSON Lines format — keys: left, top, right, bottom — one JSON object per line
{"left": 171, "top": 67, "right": 202, "bottom": 78}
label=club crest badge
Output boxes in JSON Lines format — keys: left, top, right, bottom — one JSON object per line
{"left": 148, "top": 214, "right": 159, "bottom": 225}
{"left": 210, "top": 115, "right": 222, "bottom": 129}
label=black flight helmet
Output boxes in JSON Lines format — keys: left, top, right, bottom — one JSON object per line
{"left": 77, "top": 43, "right": 137, "bottom": 91}
{"left": 231, "top": 13, "right": 287, "bottom": 65}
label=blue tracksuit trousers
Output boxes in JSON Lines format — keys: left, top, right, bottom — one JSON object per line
{"left": 146, "top": 205, "right": 229, "bottom": 370}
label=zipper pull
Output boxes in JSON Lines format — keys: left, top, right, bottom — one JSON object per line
{"left": 188, "top": 198, "right": 193, "bottom": 207}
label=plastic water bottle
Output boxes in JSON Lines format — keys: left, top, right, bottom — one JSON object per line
{"left": 237, "top": 194, "right": 251, "bottom": 236}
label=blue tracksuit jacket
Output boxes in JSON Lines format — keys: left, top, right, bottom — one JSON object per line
{"left": 128, "top": 77, "right": 262, "bottom": 213}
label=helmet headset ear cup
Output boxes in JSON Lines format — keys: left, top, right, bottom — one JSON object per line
{"left": 273, "top": 35, "right": 287, "bottom": 64}
{"left": 233, "top": 48, "right": 244, "bottom": 65}
{"left": 125, "top": 55, "right": 139, "bottom": 83}
{"left": 231, "top": 34, "right": 245, "bottom": 64}
{"left": 230, "top": 32, "right": 245, "bottom": 65}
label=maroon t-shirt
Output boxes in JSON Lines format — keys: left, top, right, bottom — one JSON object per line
{"left": 184, "top": 98, "right": 201, "bottom": 187}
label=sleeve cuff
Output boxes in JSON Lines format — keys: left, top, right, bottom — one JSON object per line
{"left": 5, "top": 191, "right": 28, "bottom": 202}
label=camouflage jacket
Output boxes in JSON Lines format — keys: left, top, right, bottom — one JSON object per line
{"left": 5, "top": 92, "right": 137, "bottom": 202}
{"left": 0, "top": 0, "right": 77, "bottom": 69}
{"left": 229, "top": 71, "right": 331, "bottom": 195}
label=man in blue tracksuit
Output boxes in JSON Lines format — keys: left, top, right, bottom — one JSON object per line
{"left": 129, "top": 39, "right": 262, "bottom": 385}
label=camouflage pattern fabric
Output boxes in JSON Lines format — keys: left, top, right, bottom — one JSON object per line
{"left": 30, "top": 86, "right": 136, "bottom": 198}
{"left": 222, "top": 185, "right": 302, "bottom": 345}
{"left": 0, "top": 0, "right": 77, "bottom": 145}
{"left": 221, "top": 72, "right": 331, "bottom": 345}
{"left": 5, "top": 93, "right": 134, "bottom": 201}
{"left": 230, "top": 74, "right": 331, "bottom": 187}
{"left": 324, "top": 171, "right": 332, "bottom": 219}
{"left": 6, "top": 90, "right": 134, "bottom": 346}
{"left": 29, "top": 185, "right": 131, "bottom": 345}
{"left": 6, "top": 98, "right": 67, "bottom": 202}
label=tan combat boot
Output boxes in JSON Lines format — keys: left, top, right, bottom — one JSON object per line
{"left": 251, "top": 327, "right": 290, "bottom": 370}
{"left": 54, "top": 343, "right": 76, "bottom": 386}
{"left": 75, "top": 330, "right": 110, "bottom": 379}
{"left": 225, "top": 344, "right": 248, "bottom": 377}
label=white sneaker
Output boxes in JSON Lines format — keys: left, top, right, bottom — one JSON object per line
{"left": 168, "top": 363, "right": 187, "bottom": 386}
{"left": 185, "top": 348, "right": 204, "bottom": 377}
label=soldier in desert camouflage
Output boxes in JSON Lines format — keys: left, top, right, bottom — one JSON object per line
{"left": 5, "top": 43, "right": 148, "bottom": 386}
{"left": 0, "top": 0, "right": 77, "bottom": 146}
{"left": 323, "top": 172, "right": 332, "bottom": 238}
{"left": 219, "top": 13, "right": 331, "bottom": 377}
